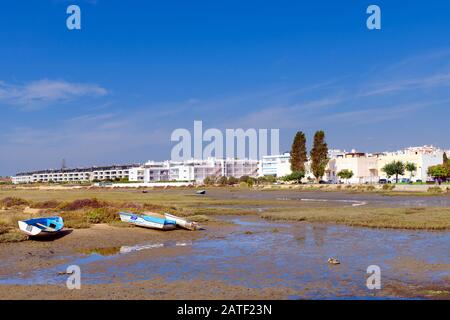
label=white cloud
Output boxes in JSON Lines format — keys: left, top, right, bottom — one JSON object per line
{"left": 0, "top": 79, "right": 107, "bottom": 109}
{"left": 359, "top": 73, "right": 450, "bottom": 97}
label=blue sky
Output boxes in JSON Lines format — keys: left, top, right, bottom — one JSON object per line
{"left": 1, "top": 0, "right": 450, "bottom": 175}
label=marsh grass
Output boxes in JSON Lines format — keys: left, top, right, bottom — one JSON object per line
{"left": 1, "top": 187, "right": 449, "bottom": 242}
{"left": 0, "top": 213, "right": 29, "bottom": 243}
{"left": 0, "top": 197, "right": 30, "bottom": 208}
{"left": 261, "top": 207, "right": 450, "bottom": 230}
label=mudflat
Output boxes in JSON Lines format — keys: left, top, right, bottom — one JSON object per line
{"left": 0, "top": 187, "right": 449, "bottom": 299}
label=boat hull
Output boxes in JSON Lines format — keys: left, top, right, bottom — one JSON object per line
{"left": 18, "top": 216, "right": 64, "bottom": 236}
{"left": 164, "top": 213, "right": 201, "bottom": 231}
{"left": 119, "top": 212, "right": 176, "bottom": 230}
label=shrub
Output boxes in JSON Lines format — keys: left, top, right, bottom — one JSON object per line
{"left": 86, "top": 207, "right": 118, "bottom": 224}
{"left": 31, "top": 200, "right": 61, "bottom": 209}
{"left": 366, "top": 186, "right": 376, "bottom": 191}
{"left": 0, "top": 222, "right": 9, "bottom": 235}
{"left": 227, "top": 176, "right": 239, "bottom": 185}
{"left": 58, "top": 198, "right": 104, "bottom": 211}
{"left": 0, "top": 197, "right": 30, "bottom": 208}
{"left": 382, "top": 184, "right": 395, "bottom": 191}
{"left": 428, "top": 186, "right": 443, "bottom": 193}
{"left": 0, "top": 230, "right": 27, "bottom": 243}
{"left": 239, "top": 182, "right": 248, "bottom": 188}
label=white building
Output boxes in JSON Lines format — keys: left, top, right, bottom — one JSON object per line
{"left": 12, "top": 165, "right": 137, "bottom": 184}
{"left": 259, "top": 153, "right": 291, "bottom": 177}
{"left": 326, "top": 152, "right": 379, "bottom": 184}
{"left": 258, "top": 145, "right": 445, "bottom": 184}
{"left": 326, "top": 145, "right": 444, "bottom": 183}
{"left": 129, "top": 158, "right": 259, "bottom": 183}
{"left": 376, "top": 145, "right": 444, "bottom": 182}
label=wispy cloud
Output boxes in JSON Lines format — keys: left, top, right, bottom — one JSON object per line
{"left": 0, "top": 79, "right": 107, "bottom": 109}
{"left": 358, "top": 73, "right": 450, "bottom": 97}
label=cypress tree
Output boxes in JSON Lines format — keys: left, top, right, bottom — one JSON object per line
{"left": 310, "top": 130, "right": 328, "bottom": 181}
{"left": 444, "top": 152, "right": 448, "bottom": 164}
{"left": 290, "top": 131, "right": 307, "bottom": 172}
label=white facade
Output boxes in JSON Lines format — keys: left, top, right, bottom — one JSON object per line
{"left": 376, "top": 145, "right": 444, "bottom": 182}
{"left": 326, "top": 152, "right": 379, "bottom": 184}
{"left": 12, "top": 165, "right": 136, "bottom": 184}
{"left": 326, "top": 145, "right": 444, "bottom": 183}
{"left": 11, "top": 145, "right": 447, "bottom": 185}
{"left": 259, "top": 153, "right": 291, "bottom": 177}
{"left": 129, "top": 158, "right": 259, "bottom": 183}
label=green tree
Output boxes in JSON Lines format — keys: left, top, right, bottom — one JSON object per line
{"left": 427, "top": 165, "right": 449, "bottom": 185}
{"left": 405, "top": 162, "right": 417, "bottom": 181}
{"left": 337, "top": 169, "right": 354, "bottom": 184}
{"left": 290, "top": 131, "right": 307, "bottom": 172}
{"left": 381, "top": 161, "right": 405, "bottom": 183}
{"left": 444, "top": 152, "right": 448, "bottom": 164}
{"left": 310, "top": 131, "right": 328, "bottom": 182}
{"left": 281, "top": 171, "right": 305, "bottom": 184}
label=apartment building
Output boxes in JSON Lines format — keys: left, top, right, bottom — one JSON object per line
{"left": 128, "top": 158, "right": 259, "bottom": 183}
{"left": 259, "top": 145, "right": 445, "bottom": 183}
{"left": 259, "top": 153, "right": 291, "bottom": 177}
{"left": 11, "top": 165, "right": 137, "bottom": 184}
{"left": 326, "top": 152, "right": 379, "bottom": 184}
{"left": 376, "top": 145, "right": 444, "bottom": 182}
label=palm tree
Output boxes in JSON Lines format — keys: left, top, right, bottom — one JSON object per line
{"left": 405, "top": 162, "right": 417, "bottom": 181}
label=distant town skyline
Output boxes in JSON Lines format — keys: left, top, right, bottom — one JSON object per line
{"left": 1, "top": 1, "right": 450, "bottom": 176}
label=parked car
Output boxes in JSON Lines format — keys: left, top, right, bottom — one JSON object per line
{"left": 400, "top": 178, "right": 411, "bottom": 184}
{"left": 378, "top": 179, "right": 388, "bottom": 184}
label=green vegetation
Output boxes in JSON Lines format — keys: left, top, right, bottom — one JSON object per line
{"left": 405, "top": 162, "right": 417, "bottom": 180}
{"left": 382, "top": 161, "right": 405, "bottom": 183}
{"left": 337, "top": 169, "right": 354, "bottom": 183}
{"left": 382, "top": 184, "right": 396, "bottom": 191}
{"left": 310, "top": 130, "right": 328, "bottom": 182}
{"left": 0, "top": 197, "right": 30, "bottom": 208}
{"left": 281, "top": 171, "right": 305, "bottom": 184}
{"left": 290, "top": 131, "right": 307, "bottom": 172}
{"left": 0, "top": 185, "right": 449, "bottom": 243}
{"left": 428, "top": 186, "right": 444, "bottom": 194}
{"left": 261, "top": 207, "right": 450, "bottom": 230}
{"left": 427, "top": 165, "right": 449, "bottom": 183}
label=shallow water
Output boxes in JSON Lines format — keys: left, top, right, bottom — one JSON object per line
{"left": 206, "top": 189, "right": 450, "bottom": 208}
{"left": 1, "top": 216, "right": 449, "bottom": 299}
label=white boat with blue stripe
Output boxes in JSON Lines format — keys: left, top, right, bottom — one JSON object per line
{"left": 18, "top": 216, "right": 64, "bottom": 236}
{"left": 119, "top": 212, "right": 176, "bottom": 230}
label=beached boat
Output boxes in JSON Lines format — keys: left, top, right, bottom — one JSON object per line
{"left": 18, "top": 216, "right": 64, "bottom": 236}
{"left": 164, "top": 213, "right": 201, "bottom": 231}
{"left": 119, "top": 212, "right": 176, "bottom": 230}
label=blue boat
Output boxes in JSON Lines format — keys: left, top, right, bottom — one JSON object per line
{"left": 119, "top": 212, "right": 176, "bottom": 230}
{"left": 18, "top": 216, "right": 64, "bottom": 236}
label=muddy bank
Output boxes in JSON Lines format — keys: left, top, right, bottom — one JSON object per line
{"left": 1, "top": 216, "right": 448, "bottom": 300}
{"left": 0, "top": 221, "right": 231, "bottom": 278}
